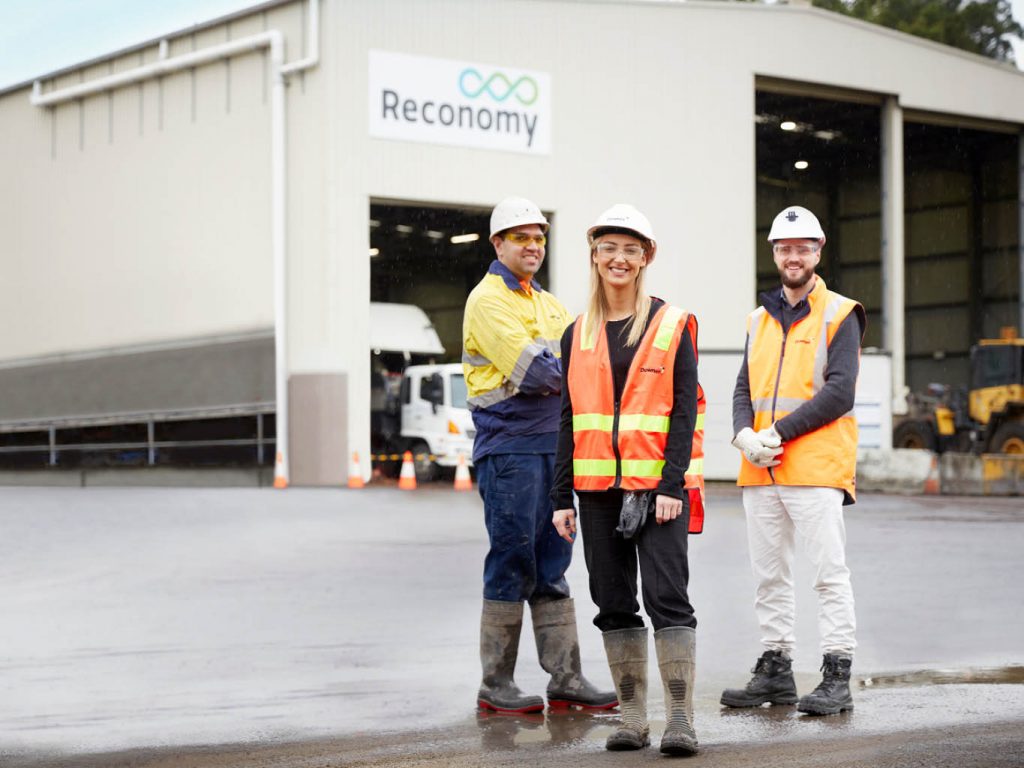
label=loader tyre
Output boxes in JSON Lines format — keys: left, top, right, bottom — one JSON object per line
{"left": 990, "top": 420, "right": 1024, "bottom": 455}
{"left": 893, "top": 420, "right": 938, "bottom": 451}
{"left": 409, "top": 440, "right": 439, "bottom": 482}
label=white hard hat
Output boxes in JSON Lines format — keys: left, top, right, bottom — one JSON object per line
{"left": 587, "top": 203, "right": 656, "bottom": 244}
{"left": 767, "top": 205, "right": 825, "bottom": 242}
{"left": 490, "top": 196, "right": 549, "bottom": 238}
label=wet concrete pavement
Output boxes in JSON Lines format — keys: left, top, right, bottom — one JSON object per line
{"left": 1, "top": 484, "right": 1022, "bottom": 766}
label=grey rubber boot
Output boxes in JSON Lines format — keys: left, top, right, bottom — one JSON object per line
{"left": 797, "top": 653, "right": 854, "bottom": 715}
{"left": 655, "top": 627, "right": 699, "bottom": 756}
{"left": 720, "top": 650, "right": 799, "bottom": 707}
{"left": 531, "top": 597, "right": 618, "bottom": 709}
{"left": 602, "top": 627, "right": 650, "bottom": 750}
{"left": 478, "top": 599, "right": 544, "bottom": 713}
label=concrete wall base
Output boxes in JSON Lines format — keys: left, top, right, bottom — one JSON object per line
{"left": 0, "top": 468, "right": 274, "bottom": 488}
{"left": 858, "top": 449, "right": 1023, "bottom": 496}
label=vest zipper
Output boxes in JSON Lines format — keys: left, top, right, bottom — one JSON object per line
{"left": 771, "top": 329, "right": 787, "bottom": 422}
{"left": 768, "top": 329, "right": 788, "bottom": 483}
{"left": 612, "top": 398, "right": 622, "bottom": 488}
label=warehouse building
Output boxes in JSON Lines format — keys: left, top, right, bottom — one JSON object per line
{"left": 1, "top": 0, "right": 1022, "bottom": 484}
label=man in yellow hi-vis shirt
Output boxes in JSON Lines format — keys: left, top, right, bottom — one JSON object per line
{"left": 463, "top": 196, "right": 616, "bottom": 714}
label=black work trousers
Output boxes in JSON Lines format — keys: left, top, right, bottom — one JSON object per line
{"left": 577, "top": 488, "right": 696, "bottom": 632}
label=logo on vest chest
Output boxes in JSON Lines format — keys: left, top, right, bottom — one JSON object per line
{"left": 639, "top": 366, "right": 665, "bottom": 374}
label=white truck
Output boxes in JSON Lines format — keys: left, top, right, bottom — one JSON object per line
{"left": 370, "top": 302, "right": 475, "bottom": 480}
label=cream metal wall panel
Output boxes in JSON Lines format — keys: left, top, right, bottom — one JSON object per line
{"left": 0, "top": 2, "right": 313, "bottom": 363}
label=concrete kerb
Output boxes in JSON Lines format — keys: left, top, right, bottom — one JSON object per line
{"left": 858, "top": 449, "right": 1024, "bottom": 496}
{"left": 857, "top": 448, "right": 935, "bottom": 495}
{"left": 0, "top": 467, "right": 272, "bottom": 488}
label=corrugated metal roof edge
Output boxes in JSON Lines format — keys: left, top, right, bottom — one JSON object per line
{"left": 2, "top": 0, "right": 1023, "bottom": 101}
{"left": 0, "top": 0, "right": 294, "bottom": 98}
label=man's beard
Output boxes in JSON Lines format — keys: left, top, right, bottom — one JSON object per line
{"left": 779, "top": 265, "right": 814, "bottom": 290}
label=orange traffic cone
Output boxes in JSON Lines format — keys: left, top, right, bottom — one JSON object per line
{"left": 398, "top": 450, "right": 417, "bottom": 490}
{"left": 347, "top": 451, "right": 365, "bottom": 489}
{"left": 273, "top": 451, "right": 288, "bottom": 489}
{"left": 923, "top": 453, "right": 940, "bottom": 495}
{"left": 453, "top": 452, "right": 472, "bottom": 491}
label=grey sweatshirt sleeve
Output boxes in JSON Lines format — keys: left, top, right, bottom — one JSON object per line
{"left": 774, "top": 312, "right": 863, "bottom": 442}
{"left": 732, "top": 337, "right": 755, "bottom": 437}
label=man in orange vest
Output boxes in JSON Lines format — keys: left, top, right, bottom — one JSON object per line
{"left": 721, "top": 205, "right": 865, "bottom": 716}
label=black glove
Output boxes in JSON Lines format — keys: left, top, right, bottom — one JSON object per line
{"left": 616, "top": 491, "right": 652, "bottom": 539}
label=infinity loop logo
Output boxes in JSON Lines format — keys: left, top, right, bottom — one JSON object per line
{"left": 458, "top": 68, "right": 538, "bottom": 105}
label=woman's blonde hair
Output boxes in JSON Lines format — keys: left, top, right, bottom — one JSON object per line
{"left": 584, "top": 239, "right": 652, "bottom": 348}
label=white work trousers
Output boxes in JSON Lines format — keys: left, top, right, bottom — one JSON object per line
{"left": 741, "top": 485, "right": 856, "bottom": 655}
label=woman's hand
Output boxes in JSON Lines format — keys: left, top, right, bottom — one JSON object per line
{"left": 553, "top": 508, "right": 577, "bottom": 543}
{"left": 655, "top": 494, "right": 682, "bottom": 525}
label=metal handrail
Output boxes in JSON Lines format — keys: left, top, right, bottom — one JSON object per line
{"left": 0, "top": 402, "right": 276, "bottom": 466}
{"left": 0, "top": 402, "right": 275, "bottom": 433}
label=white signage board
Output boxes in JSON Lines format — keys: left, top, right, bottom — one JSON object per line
{"left": 368, "top": 50, "right": 551, "bottom": 155}
{"left": 699, "top": 350, "right": 893, "bottom": 481}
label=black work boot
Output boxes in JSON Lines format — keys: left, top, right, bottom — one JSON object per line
{"left": 720, "top": 650, "right": 798, "bottom": 708}
{"left": 531, "top": 597, "right": 618, "bottom": 710}
{"left": 797, "top": 653, "right": 854, "bottom": 715}
{"left": 477, "top": 599, "right": 545, "bottom": 713}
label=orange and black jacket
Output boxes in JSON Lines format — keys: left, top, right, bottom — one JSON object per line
{"left": 551, "top": 299, "right": 703, "bottom": 527}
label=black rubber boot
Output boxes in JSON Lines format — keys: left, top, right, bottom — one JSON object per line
{"left": 603, "top": 627, "right": 650, "bottom": 750}
{"left": 720, "top": 650, "right": 798, "bottom": 708}
{"left": 477, "top": 599, "right": 545, "bottom": 713}
{"left": 531, "top": 597, "right": 618, "bottom": 710}
{"left": 797, "top": 653, "right": 854, "bottom": 715}
{"left": 655, "top": 626, "right": 699, "bottom": 756}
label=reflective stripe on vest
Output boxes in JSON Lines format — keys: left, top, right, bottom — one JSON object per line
{"left": 738, "top": 278, "right": 861, "bottom": 500}
{"left": 568, "top": 304, "right": 707, "bottom": 533}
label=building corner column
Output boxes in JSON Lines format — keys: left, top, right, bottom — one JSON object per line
{"left": 881, "top": 96, "right": 907, "bottom": 415}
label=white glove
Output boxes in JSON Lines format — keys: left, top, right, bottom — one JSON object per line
{"left": 732, "top": 427, "right": 783, "bottom": 468}
{"left": 757, "top": 424, "right": 783, "bottom": 448}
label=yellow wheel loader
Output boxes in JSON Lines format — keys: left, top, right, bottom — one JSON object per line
{"left": 893, "top": 331, "right": 1024, "bottom": 455}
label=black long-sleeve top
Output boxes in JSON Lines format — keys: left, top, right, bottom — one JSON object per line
{"left": 732, "top": 285, "right": 866, "bottom": 442}
{"left": 551, "top": 299, "right": 698, "bottom": 510}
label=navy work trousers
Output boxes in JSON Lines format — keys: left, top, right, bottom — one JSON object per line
{"left": 477, "top": 453, "right": 572, "bottom": 603}
{"left": 578, "top": 488, "right": 696, "bottom": 632}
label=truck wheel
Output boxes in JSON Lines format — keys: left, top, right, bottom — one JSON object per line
{"left": 409, "top": 440, "right": 439, "bottom": 483}
{"left": 893, "top": 420, "right": 938, "bottom": 451}
{"left": 990, "top": 421, "right": 1024, "bottom": 455}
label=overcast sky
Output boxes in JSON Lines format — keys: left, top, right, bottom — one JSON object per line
{"left": 1, "top": 0, "right": 1023, "bottom": 91}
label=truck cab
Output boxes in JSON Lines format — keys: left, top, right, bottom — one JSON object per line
{"left": 399, "top": 364, "right": 475, "bottom": 478}
{"left": 370, "top": 302, "right": 475, "bottom": 480}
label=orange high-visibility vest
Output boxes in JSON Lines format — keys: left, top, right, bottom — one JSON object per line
{"left": 737, "top": 278, "right": 862, "bottom": 501}
{"left": 568, "top": 304, "right": 706, "bottom": 534}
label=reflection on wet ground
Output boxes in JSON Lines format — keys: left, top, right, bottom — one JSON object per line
{"left": 476, "top": 709, "right": 616, "bottom": 750}
{"left": 862, "top": 665, "right": 1024, "bottom": 688}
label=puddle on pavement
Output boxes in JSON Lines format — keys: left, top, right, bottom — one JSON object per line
{"left": 860, "top": 665, "right": 1024, "bottom": 689}
{"left": 475, "top": 710, "right": 618, "bottom": 750}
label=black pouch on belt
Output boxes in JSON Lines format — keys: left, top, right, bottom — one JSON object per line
{"left": 616, "top": 491, "right": 652, "bottom": 539}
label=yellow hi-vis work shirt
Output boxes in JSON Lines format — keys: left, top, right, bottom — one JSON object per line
{"left": 462, "top": 260, "right": 572, "bottom": 459}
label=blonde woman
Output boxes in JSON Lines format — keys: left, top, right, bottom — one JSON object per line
{"left": 551, "top": 204, "right": 704, "bottom": 755}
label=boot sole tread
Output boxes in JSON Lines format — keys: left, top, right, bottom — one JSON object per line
{"left": 606, "top": 739, "right": 650, "bottom": 751}
{"left": 797, "top": 700, "right": 854, "bottom": 716}
{"left": 548, "top": 698, "right": 619, "bottom": 710}
{"left": 720, "top": 695, "right": 798, "bottom": 707}
{"left": 661, "top": 745, "right": 700, "bottom": 756}
{"left": 477, "top": 699, "right": 545, "bottom": 714}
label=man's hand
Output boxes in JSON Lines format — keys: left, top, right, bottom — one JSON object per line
{"left": 757, "top": 424, "right": 782, "bottom": 448}
{"left": 655, "top": 494, "right": 682, "bottom": 525}
{"left": 732, "top": 427, "right": 783, "bottom": 468}
{"left": 553, "top": 508, "right": 576, "bottom": 543}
